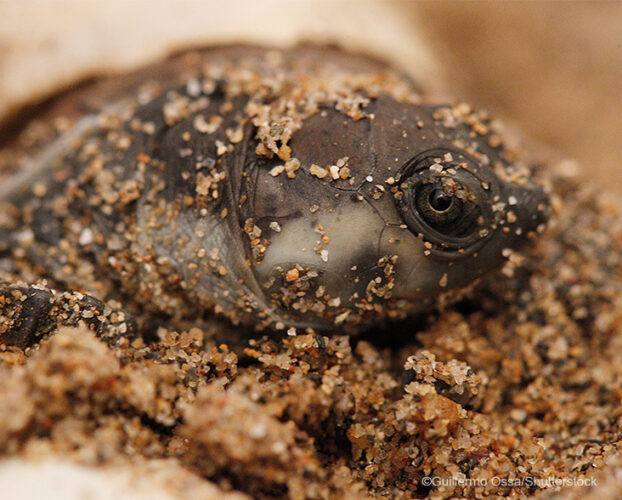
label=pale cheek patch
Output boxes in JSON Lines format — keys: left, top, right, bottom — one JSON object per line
{"left": 255, "top": 203, "right": 384, "bottom": 288}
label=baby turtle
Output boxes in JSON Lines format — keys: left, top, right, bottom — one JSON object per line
{"left": 0, "top": 45, "right": 549, "bottom": 347}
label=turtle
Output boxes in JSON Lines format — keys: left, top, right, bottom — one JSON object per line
{"left": 0, "top": 45, "right": 549, "bottom": 348}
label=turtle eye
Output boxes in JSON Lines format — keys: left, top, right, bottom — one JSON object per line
{"left": 428, "top": 188, "right": 452, "bottom": 212}
{"left": 396, "top": 149, "right": 498, "bottom": 256}
{"left": 413, "top": 181, "right": 480, "bottom": 238}
{"left": 416, "top": 184, "right": 463, "bottom": 228}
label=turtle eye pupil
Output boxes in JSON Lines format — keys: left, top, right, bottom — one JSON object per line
{"left": 429, "top": 189, "right": 452, "bottom": 212}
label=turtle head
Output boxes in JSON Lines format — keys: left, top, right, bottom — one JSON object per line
{"left": 247, "top": 97, "right": 550, "bottom": 331}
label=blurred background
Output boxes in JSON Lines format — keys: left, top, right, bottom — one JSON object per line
{"left": 1, "top": 0, "right": 620, "bottom": 192}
